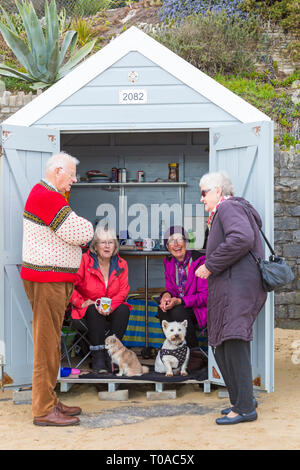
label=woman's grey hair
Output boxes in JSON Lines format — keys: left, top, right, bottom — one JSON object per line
{"left": 45, "top": 152, "right": 79, "bottom": 173}
{"left": 199, "top": 171, "right": 234, "bottom": 196}
{"left": 90, "top": 224, "right": 119, "bottom": 257}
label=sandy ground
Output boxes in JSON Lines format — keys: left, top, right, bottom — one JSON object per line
{"left": 0, "top": 328, "right": 300, "bottom": 451}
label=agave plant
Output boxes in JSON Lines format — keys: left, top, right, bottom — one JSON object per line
{"left": 0, "top": 0, "right": 96, "bottom": 89}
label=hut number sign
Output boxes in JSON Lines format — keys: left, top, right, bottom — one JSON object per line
{"left": 119, "top": 89, "right": 147, "bottom": 104}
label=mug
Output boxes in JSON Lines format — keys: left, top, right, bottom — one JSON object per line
{"left": 95, "top": 297, "right": 111, "bottom": 312}
{"left": 143, "top": 238, "right": 155, "bottom": 251}
{"left": 120, "top": 238, "right": 135, "bottom": 246}
{"left": 135, "top": 240, "right": 143, "bottom": 250}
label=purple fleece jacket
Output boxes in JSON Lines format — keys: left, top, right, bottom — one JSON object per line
{"left": 163, "top": 250, "right": 208, "bottom": 331}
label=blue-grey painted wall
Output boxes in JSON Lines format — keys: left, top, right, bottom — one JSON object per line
{"left": 63, "top": 131, "right": 209, "bottom": 291}
{"left": 34, "top": 52, "right": 239, "bottom": 130}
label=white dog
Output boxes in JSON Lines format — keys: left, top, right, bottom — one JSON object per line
{"left": 155, "top": 320, "right": 190, "bottom": 377}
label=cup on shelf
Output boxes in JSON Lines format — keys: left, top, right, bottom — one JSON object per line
{"left": 142, "top": 238, "right": 155, "bottom": 251}
{"left": 135, "top": 240, "right": 143, "bottom": 250}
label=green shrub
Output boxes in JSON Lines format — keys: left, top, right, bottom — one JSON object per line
{"left": 214, "top": 74, "right": 277, "bottom": 109}
{"left": 286, "top": 40, "right": 300, "bottom": 63}
{"left": 70, "top": 17, "right": 99, "bottom": 46}
{"left": 152, "top": 11, "right": 269, "bottom": 76}
{"left": 241, "top": 0, "right": 300, "bottom": 36}
{"left": 1, "top": 75, "right": 32, "bottom": 92}
{"left": 215, "top": 73, "right": 300, "bottom": 146}
{"left": 275, "top": 133, "right": 300, "bottom": 147}
{"left": 0, "top": 0, "right": 96, "bottom": 89}
{"left": 74, "top": 0, "right": 113, "bottom": 17}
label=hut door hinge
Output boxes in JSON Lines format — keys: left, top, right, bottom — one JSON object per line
{"left": 48, "top": 134, "right": 57, "bottom": 144}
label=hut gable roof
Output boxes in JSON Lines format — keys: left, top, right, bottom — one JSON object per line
{"left": 3, "top": 26, "right": 270, "bottom": 127}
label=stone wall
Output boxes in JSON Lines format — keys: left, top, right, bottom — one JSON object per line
{"left": 266, "top": 27, "right": 300, "bottom": 76}
{"left": 274, "top": 144, "right": 300, "bottom": 328}
{"left": 0, "top": 88, "right": 41, "bottom": 122}
{"left": 0, "top": 92, "right": 299, "bottom": 328}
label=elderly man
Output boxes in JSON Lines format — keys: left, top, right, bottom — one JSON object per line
{"left": 21, "top": 152, "right": 94, "bottom": 427}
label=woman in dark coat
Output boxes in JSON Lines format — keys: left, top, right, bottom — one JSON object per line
{"left": 196, "top": 171, "right": 267, "bottom": 425}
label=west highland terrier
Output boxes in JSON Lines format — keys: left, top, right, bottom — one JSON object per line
{"left": 155, "top": 320, "right": 190, "bottom": 377}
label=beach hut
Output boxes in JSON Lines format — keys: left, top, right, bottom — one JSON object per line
{"left": 0, "top": 26, "right": 274, "bottom": 392}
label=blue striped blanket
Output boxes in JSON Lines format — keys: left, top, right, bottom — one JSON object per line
{"left": 123, "top": 299, "right": 208, "bottom": 351}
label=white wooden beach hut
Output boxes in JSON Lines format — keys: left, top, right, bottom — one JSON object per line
{"left": 0, "top": 26, "right": 274, "bottom": 392}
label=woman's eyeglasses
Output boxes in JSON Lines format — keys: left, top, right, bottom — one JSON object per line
{"left": 201, "top": 188, "right": 212, "bottom": 198}
{"left": 168, "top": 236, "right": 185, "bottom": 246}
{"left": 99, "top": 240, "right": 114, "bottom": 246}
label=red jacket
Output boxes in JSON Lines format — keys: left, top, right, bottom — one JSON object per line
{"left": 70, "top": 251, "right": 131, "bottom": 319}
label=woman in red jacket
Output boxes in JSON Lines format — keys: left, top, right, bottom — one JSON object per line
{"left": 70, "top": 226, "right": 131, "bottom": 374}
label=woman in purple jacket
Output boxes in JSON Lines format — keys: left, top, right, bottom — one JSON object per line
{"left": 196, "top": 171, "right": 267, "bottom": 425}
{"left": 158, "top": 226, "right": 208, "bottom": 349}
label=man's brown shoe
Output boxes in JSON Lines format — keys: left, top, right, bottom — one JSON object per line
{"left": 57, "top": 401, "right": 82, "bottom": 416}
{"left": 33, "top": 406, "right": 80, "bottom": 426}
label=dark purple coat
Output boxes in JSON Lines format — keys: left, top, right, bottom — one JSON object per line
{"left": 205, "top": 197, "right": 267, "bottom": 347}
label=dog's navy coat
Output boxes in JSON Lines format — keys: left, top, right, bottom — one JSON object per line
{"left": 159, "top": 344, "right": 188, "bottom": 369}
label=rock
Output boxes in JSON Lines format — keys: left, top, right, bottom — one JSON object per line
{"left": 291, "top": 80, "right": 300, "bottom": 89}
{"left": 0, "top": 80, "right": 5, "bottom": 97}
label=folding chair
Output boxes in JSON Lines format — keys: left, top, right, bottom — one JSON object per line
{"left": 61, "top": 312, "right": 91, "bottom": 369}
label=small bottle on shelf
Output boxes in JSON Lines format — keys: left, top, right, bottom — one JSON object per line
{"left": 168, "top": 163, "right": 179, "bottom": 182}
{"left": 160, "top": 220, "right": 165, "bottom": 250}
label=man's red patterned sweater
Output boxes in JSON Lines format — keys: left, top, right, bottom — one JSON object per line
{"left": 21, "top": 180, "right": 94, "bottom": 283}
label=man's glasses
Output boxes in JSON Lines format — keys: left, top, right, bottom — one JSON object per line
{"left": 59, "top": 167, "right": 77, "bottom": 179}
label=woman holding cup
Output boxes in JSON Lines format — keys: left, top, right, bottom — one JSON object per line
{"left": 69, "top": 224, "right": 131, "bottom": 374}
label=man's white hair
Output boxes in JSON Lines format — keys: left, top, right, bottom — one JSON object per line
{"left": 199, "top": 171, "right": 234, "bottom": 196}
{"left": 45, "top": 152, "right": 79, "bottom": 173}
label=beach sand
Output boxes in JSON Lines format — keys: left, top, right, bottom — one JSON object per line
{"left": 0, "top": 328, "right": 300, "bottom": 450}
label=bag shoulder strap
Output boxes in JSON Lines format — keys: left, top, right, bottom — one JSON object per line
{"left": 257, "top": 226, "right": 275, "bottom": 256}
{"left": 237, "top": 201, "right": 275, "bottom": 257}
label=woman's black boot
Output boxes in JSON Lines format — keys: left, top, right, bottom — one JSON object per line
{"left": 90, "top": 345, "right": 108, "bottom": 374}
{"left": 104, "top": 349, "right": 114, "bottom": 373}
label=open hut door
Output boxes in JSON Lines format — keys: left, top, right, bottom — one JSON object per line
{"left": 208, "top": 121, "right": 274, "bottom": 392}
{"left": 1, "top": 124, "right": 60, "bottom": 386}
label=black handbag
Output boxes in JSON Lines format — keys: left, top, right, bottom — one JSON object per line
{"left": 250, "top": 227, "right": 294, "bottom": 292}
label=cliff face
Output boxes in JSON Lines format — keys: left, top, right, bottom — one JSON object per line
{"left": 0, "top": 2, "right": 299, "bottom": 327}
{"left": 100, "top": 3, "right": 300, "bottom": 74}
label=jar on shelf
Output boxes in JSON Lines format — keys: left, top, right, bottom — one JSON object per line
{"left": 168, "top": 163, "right": 179, "bottom": 182}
